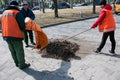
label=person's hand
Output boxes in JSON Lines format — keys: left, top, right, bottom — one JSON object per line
{"left": 91, "top": 22, "right": 97, "bottom": 29}
{"left": 91, "top": 26, "right": 97, "bottom": 29}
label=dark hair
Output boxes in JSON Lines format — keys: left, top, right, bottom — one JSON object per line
{"left": 10, "top": 0, "right": 19, "bottom": 6}
{"left": 99, "top": 0, "right": 106, "bottom": 5}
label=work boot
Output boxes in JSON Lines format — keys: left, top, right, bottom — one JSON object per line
{"left": 25, "top": 44, "right": 30, "bottom": 47}
{"left": 109, "top": 50, "right": 115, "bottom": 54}
{"left": 18, "top": 63, "right": 30, "bottom": 69}
{"left": 94, "top": 48, "right": 101, "bottom": 53}
{"left": 31, "top": 42, "right": 36, "bottom": 45}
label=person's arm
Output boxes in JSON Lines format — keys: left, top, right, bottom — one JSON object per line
{"left": 91, "top": 11, "right": 106, "bottom": 28}
{"left": 16, "top": 12, "right": 25, "bottom": 31}
{"left": 29, "top": 9, "right": 35, "bottom": 20}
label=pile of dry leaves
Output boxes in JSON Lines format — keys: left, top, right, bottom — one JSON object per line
{"left": 41, "top": 39, "right": 80, "bottom": 61}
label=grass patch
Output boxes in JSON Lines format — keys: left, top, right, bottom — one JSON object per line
{"left": 34, "top": 6, "right": 100, "bottom": 26}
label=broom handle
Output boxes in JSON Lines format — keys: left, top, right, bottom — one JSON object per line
{"left": 65, "top": 28, "right": 91, "bottom": 40}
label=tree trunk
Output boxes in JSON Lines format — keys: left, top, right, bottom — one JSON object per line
{"left": 38, "top": 0, "right": 41, "bottom": 11}
{"left": 41, "top": 0, "right": 45, "bottom": 13}
{"left": 70, "top": 0, "right": 73, "bottom": 9}
{"left": 53, "top": 0, "right": 59, "bottom": 17}
{"left": 93, "top": 0, "right": 96, "bottom": 14}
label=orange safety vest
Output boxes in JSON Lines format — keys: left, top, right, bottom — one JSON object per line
{"left": 98, "top": 9, "right": 116, "bottom": 32}
{"left": 1, "top": 10, "right": 24, "bottom": 38}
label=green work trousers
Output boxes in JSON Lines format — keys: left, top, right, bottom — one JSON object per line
{"left": 6, "top": 40, "right": 25, "bottom": 66}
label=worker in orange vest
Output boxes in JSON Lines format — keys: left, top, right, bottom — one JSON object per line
{"left": 0, "top": 1, "right": 30, "bottom": 69}
{"left": 91, "top": 0, "right": 116, "bottom": 54}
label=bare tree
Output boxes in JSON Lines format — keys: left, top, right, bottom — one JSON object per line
{"left": 41, "top": 0, "right": 45, "bottom": 13}
{"left": 70, "top": 0, "right": 74, "bottom": 9}
{"left": 0, "top": 0, "right": 4, "bottom": 4}
{"left": 38, "top": 0, "right": 41, "bottom": 11}
{"left": 93, "top": 0, "right": 96, "bottom": 14}
{"left": 53, "top": 0, "right": 59, "bottom": 17}
{"left": 0, "top": 0, "right": 8, "bottom": 7}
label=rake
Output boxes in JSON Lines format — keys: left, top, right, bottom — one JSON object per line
{"left": 64, "top": 28, "right": 91, "bottom": 41}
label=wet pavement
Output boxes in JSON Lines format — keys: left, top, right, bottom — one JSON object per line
{"left": 0, "top": 14, "right": 120, "bottom": 80}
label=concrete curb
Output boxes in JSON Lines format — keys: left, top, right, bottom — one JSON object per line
{"left": 41, "top": 16, "right": 98, "bottom": 28}
{"left": 0, "top": 16, "right": 98, "bottom": 33}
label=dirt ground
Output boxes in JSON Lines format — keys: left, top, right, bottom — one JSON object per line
{"left": 64, "top": 38, "right": 97, "bottom": 58}
{"left": 72, "top": 40, "right": 98, "bottom": 58}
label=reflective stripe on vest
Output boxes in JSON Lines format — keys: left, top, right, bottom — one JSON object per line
{"left": 98, "top": 9, "right": 116, "bottom": 32}
{"left": 2, "top": 13, "right": 14, "bottom": 16}
{"left": 1, "top": 10, "right": 24, "bottom": 38}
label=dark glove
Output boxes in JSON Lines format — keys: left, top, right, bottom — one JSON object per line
{"left": 91, "top": 26, "right": 97, "bottom": 29}
{"left": 91, "top": 23, "right": 97, "bottom": 29}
